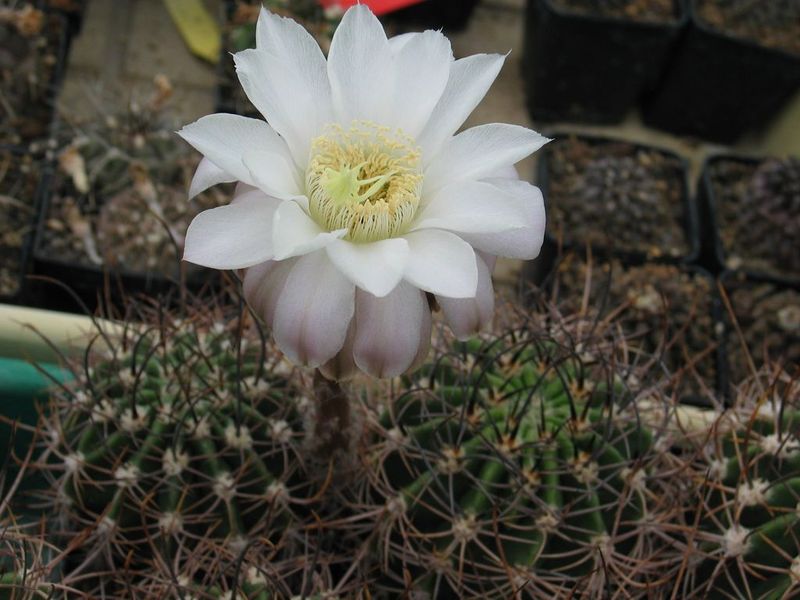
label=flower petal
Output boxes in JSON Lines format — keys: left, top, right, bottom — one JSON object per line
{"left": 234, "top": 10, "right": 332, "bottom": 168}
{"left": 243, "top": 258, "right": 297, "bottom": 327}
{"left": 271, "top": 201, "right": 347, "bottom": 260}
{"left": 402, "top": 229, "right": 477, "bottom": 298}
{"left": 413, "top": 180, "right": 531, "bottom": 235}
{"left": 424, "top": 124, "right": 550, "bottom": 196}
{"left": 437, "top": 253, "right": 495, "bottom": 340}
{"left": 183, "top": 189, "right": 281, "bottom": 269}
{"left": 408, "top": 300, "right": 433, "bottom": 374}
{"left": 177, "top": 114, "right": 297, "bottom": 190}
{"left": 327, "top": 5, "right": 394, "bottom": 125}
{"left": 353, "top": 283, "right": 429, "bottom": 378}
{"left": 241, "top": 148, "right": 303, "bottom": 200}
{"left": 189, "top": 157, "right": 235, "bottom": 199}
{"left": 458, "top": 179, "right": 546, "bottom": 260}
{"left": 273, "top": 251, "right": 355, "bottom": 367}
{"left": 416, "top": 53, "right": 505, "bottom": 163}
{"left": 326, "top": 238, "right": 409, "bottom": 298}
{"left": 390, "top": 30, "right": 453, "bottom": 137}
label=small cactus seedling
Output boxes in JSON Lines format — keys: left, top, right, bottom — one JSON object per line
{"left": 36, "top": 309, "right": 312, "bottom": 579}
{"left": 684, "top": 366, "right": 800, "bottom": 599}
{"left": 368, "top": 325, "right": 682, "bottom": 598}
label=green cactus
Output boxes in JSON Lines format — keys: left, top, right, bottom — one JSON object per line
{"left": 369, "top": 330, "right": 680, "bottom": 597}
{"left": 37, "top": 313, "right": 312, "bottom": 576}
{"left": 686, "top": 370, "right": 800, "bottom": 599}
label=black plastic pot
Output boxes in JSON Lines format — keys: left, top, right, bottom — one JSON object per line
{"left": 31, "top": 176, "right": 221, "bottom": 314}
{"left": 46, "top": 0, "right": 87, "bottom": 38}
{"left": 0, "top": 150, "right": 44, "bottom": 306}
{"left": 535, "top": 133, "right": 698, "bottom": 266}
{"left": 0, "top": 11, "right": 68, "bottom": 150}
{"left": 698, "top": 154, "right": 800, "bottom": 287}
{"left": 718, "top": 270, "right": 800, "bottom": 395}
{"left": 386, "top": 0, "right": 480, "bottom": 33}
{"left": 643, "top": 0, "right": 800, "bottom": 144}
{"left": 525, "top": 251, "right": 724, "bottom": 407}
{"left": 523, "top": 0, "right": 686, "bottom": 124}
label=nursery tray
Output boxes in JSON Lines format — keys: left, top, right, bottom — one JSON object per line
{"left": 523, "top": 0, "right": 686, "bottom": 124}
{"left": 643, "top": 0, "right": 800, "bottom": 143}
{"left": 535, "top": 133, "right": 699, "bottom": 266}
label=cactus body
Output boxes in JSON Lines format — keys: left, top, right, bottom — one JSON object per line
{"left": 372, "top": 334, "right": 678, "bottom": 598}
{"left": 40, "top": 317, "right": 309, "bottom": 574}
{"left": 689, "top": 374, "right": 800, "bottom": 599}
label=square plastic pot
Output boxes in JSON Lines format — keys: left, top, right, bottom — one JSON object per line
{"left": 523, "top": 0, "right": 686, "bottom": 124}
{"left": 535, "top": 132, "right": 699, "bottom": 266}
{"left": 697, "top": 154, "right": 800, "bottom": 287}
{"left": 643, "top": 0, "right": 800, "bottom": 144}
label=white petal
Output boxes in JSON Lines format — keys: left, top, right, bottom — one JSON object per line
{"left": 189, "top": 157, "right": 235, "bottom": 199}
{"left": 388, "top": 32, "right": 415, "bottom": 52}
{"left": 243, "top": 258, "right": 296, "bottom": 327}
{"left": 326, "top": 238, "right": 409, "bottom": 298}
{"left": 459, "top": 179, "right": 546, "bottom": 260}
{"left": 183, "top": 189, "right": 281, "bottom": 269}
{"left": 327, "top": 5, "right": 394, "bottom": 124}
{"left": 413, "top": 180, "right": 531, "bottom": 235}
{"left": 437, "top": 254, "right": 495, "bottom": 340}
{"left": 424, "top": 124, "right": 550, "bottom": 196}
{"left": 271, "top": 201, "right": 347, "bottom": 260}
{"left": 353, "top": 283, "right": 429, "bottom": 378}
{"left": 177, "top": 114, "right": 297, "bottom": 190}
{"left": 407, "top": 302, "right": 433, "bottom": 375}
{"left": 390, "top": 30, "right": 453, "bottom": 137}
{"left": 242, "top": 148, "right": 303, "bottom": 200}
{"left": 273, "top": 251, "right": 355, "bottom": 367}
{"left": 402, "top": 229, "right": 477, "bottom": 299}
{"left": 234, "top": 11, "right": 333, "bottom": 169}
{"left": 416, "top": 53, "right": 505, "bottom": 163}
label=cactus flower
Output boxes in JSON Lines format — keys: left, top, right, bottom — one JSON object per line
{"left": 178, "top": 5, "right": 547, "bottom": 378}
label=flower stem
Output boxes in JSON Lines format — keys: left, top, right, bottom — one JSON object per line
{"left": 311, "top": 369, "right": 352, "bottom": 459}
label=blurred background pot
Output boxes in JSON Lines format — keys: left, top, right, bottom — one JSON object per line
{"left": 643, "top": 0, "right": 800, "bottom": 143}
{"left": 523, "top": 0, "right": 686, "bottom": 124}
{"left": 0, "top": 6, "right": 68, "bottom": 149}
{"left": 718, "top": 270, "right": 799, "bottom": 397}
{"left": 0, "top": 149, "right": 44, "bottom": 306}
{"left": 535, "top": 133, "right": 697, "bottom": 265}
{"left": 698, "top": 154, "right": 800, "bottom": 285}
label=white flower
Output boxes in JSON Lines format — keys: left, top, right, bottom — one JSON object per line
{"left": 178, "top": 6, "right": 547, "bottom": 378}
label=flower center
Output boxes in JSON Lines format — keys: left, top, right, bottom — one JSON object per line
{"left": 306, "top": 121, "right": 422, "bottom": 243}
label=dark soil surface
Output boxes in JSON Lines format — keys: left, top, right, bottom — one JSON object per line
{"left": 696, "top": 0, "right": 800, "bottom": 56}
{"left": 38, "top": 126, "right": 228, "bottom": 279}
{"left": 544, "top": 136, "right": 690, "bottom": 260}
{"left": 0, "top": 151, "right": 38, "bottom": 297}
{"left": 551, "top": 254, "right": 718, "bottom": 399}
{"left": 724, "top": 274, "right": 800, "bottom": 379}
{"left": 0, "top": 6, "right": 64, "bottom": 146}
{"left": 708, "top": 157, "right": 800, "bottom": 280}
{"left": 551, "top": 0, "right": 677, "bottom": 21}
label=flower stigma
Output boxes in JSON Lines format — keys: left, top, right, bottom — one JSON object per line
{"left": 306, "top": 121, "right": 422, "bottom": 243}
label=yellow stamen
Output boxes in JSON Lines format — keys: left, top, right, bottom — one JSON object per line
{"left": 306, "top": 121, "right": 422, "bottom": 243}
